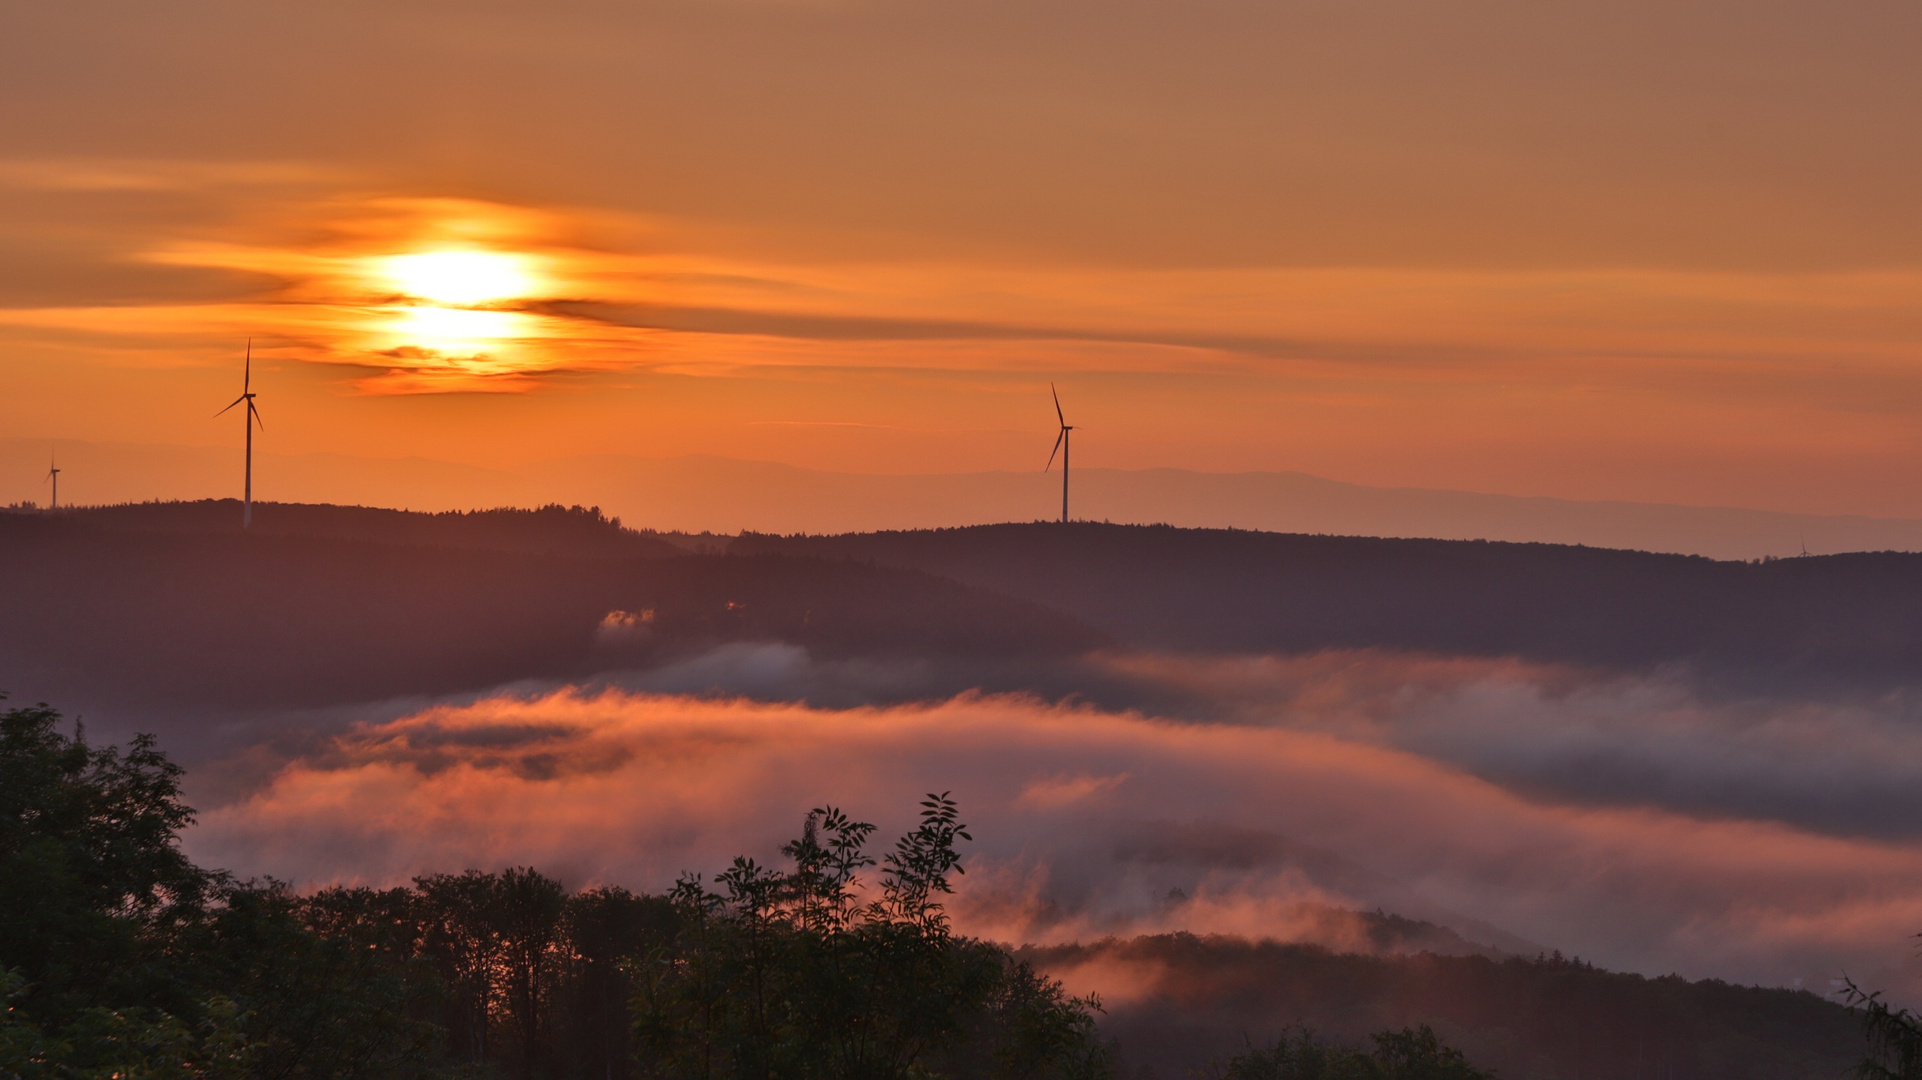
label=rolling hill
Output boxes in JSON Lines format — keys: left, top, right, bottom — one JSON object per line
{"left": 1023, "top": 934, "right": 1861, "bottom": 1080}
{"left": 737, "top": 521, "right": 1922, "bottom": 689}
{"left": 18, "top": 505, "right": 1922, "bottom": 716}
{"left": 0, "top": 504, "right": 1101, "bottom": 712}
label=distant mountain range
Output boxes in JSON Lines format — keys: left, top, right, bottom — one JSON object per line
{"left": 9, "top": 436, "right": 1922, "bottom": 559}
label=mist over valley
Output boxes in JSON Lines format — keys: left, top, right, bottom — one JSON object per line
{"left": 5, "top": 499, "right": 1921, "bottom": 1075}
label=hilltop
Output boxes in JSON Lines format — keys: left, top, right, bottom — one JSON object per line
{"left": 0, "top": 506, "right": 1100, "bottom": 713}
{"left": 1021, "top": 934, "right": 1861, "bottom": 1080}
{"left": 19, "top": 506, "right": 1922, "bottom": 716}
{"left": 17, "top": 440, "right": 1922, "bottom": 561}
{"left": 736, "top": 521, "right": 1922, "bottom": 689}
{"left": 44, "top": 499, "right": 686, "bottom": 558}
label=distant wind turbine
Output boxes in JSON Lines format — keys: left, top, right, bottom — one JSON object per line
{"left": 1044, "top": 383, "right": 1074, "bottom": 523}
{"left": 215, "top": 340, "right": 264, "bottom": 528}
{"left": 44, "top": 452, "right": 59, "bottom": 511}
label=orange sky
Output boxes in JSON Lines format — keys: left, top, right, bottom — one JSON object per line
{"left": 5, "top": 0, "right": 1922, "bottom": 516}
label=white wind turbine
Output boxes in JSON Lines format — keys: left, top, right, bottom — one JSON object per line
{"left": 215, "top": 341, "right": 264, "bottom": 528}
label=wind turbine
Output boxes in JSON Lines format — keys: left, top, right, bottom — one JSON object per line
{"left": 44, "top": 452, "right": 59, "bottom": 511}
{"left": 215, "top": 340, "right": 264, "bottom": 528}
{"left": 1044, "top": 383, "right": 1074, "bottom": 523}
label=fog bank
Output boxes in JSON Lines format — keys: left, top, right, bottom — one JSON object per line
{"left": 187, "top": 680, "right": 1922, "bottom": 996}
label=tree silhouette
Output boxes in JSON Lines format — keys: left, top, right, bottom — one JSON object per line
{"left": 633, "top": 796, "right": 1110, "bottom": 1080}
{"left": 1844, "top": 971, "right": 1922, "bottom": 1079}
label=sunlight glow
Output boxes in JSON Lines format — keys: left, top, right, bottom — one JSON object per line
{"left": 389, "top": 306, "right": 532, "bottom": 351}
{"left": 383, "top": 250, "right": 536, "bottom": 305}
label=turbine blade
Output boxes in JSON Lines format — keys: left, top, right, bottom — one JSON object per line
{"left": 243, "top": 339, "right": 252, "bottom": 393}
{"left": 248, "top": 400, "right": 265, "bottom": 431}
{"left": 215, "top": 394, "right": 247, "bottom": 417}
{"left": 1051, "top": 382, "right": 1065, "bottom": 426}
{"left": 1045, "top": 428, "right": 1065, "bottom": 471}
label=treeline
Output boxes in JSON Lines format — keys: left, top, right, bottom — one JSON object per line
{"left": 1024, "top": 934, "right": 1886, "bottom": 1080}
{"left": 1219, "top": 1027, "right": 1490, "bottom": 1080}
{"left": 57, "top": 502, "right": 683, "bottom": 560}
{"left": 12, "top": 694, "right": 1907, "bottom": 1079}
{"left": 0, "top": 697, "right": 1121, "bottom": 1080}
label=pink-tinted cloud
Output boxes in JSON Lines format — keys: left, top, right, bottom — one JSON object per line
{"left": 188, "top": 681, "right": 1922, "bottom": 995}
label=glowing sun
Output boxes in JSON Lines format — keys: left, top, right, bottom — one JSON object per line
{"left": 383, "top": 250, "right": 536, "bottom": 305}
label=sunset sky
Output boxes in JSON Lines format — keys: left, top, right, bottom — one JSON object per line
{"left": 17, "top": 3, "right": 1922, "bottom": 1024}
{"left": 7, "top": 0, "right": 1922, "bottom": 516}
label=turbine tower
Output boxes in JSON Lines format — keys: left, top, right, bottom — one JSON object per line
{"left": 44, "top": 453, "right": 59, "bottom": 511}
{"left": 215, "top": 340, "right": 264, "bottom": 528}
{"left": 1045, "top": 383, "right": 1074, "bottom": 523}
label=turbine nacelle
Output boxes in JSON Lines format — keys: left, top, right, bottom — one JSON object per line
{"left": 215, "top": 343, "right": 265, "bottom": 430}
{"left": 1045, "top": 426, "right": 1073, "bottom": 471}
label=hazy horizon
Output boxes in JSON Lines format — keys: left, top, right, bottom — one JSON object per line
{"left": 16, "top": 435, "right": 1922, "bottom": 560}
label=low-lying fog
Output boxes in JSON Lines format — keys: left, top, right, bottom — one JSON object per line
{"left": 156, "top": 645, "right": 1922, "bottom": 1004}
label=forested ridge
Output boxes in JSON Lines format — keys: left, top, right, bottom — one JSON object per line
{"left": 736, "top": 522, "right": 1922, "bottom": 688}
{"left": 27, "top": 503, "right": 1922, "bottom": 717}
{"left": 0, "top": 511, "right": 1100, "bottom": 710}
{"left": 51, "top": 501, "right": 686, "bottom": 560}
{"left": 1024, "top": 936, "right": 1874, "bottom": 1079}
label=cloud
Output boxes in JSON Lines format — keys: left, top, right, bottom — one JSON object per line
{"left": 1016, "top": 772, "right": 1132, "bottom": 810}
{"left": 15, "top": 0, "right": 1922, "bottom": 507}
{"left": 186, "top": 676, "right": 1922, "bottom": 995}
{"left": 0, "top": 158, "right": 349, "bottom": 194}
{"left": 1095, "top": 650, "right": 1922, "bottom": 841}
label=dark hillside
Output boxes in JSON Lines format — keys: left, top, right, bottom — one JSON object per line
{"left": 0, "top": 514, "right": 1102, "bottom": 710}
{"left": 54, "top": 500, "right": 684, "bottom": 559}
{"left": 736, "top": 522, "right": 1922, "bottom": 686}
{"left": 1022, "top": 934, "right": 1860, "bottom": 1080}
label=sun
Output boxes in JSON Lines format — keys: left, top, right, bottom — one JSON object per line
{"left": 383, "top": 250, "right": 536, "bottom": 305}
